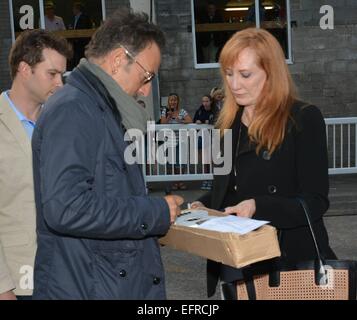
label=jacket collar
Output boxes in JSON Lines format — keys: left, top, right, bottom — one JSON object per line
{"left": 0, "top": 92, "right": 32, "bottom": 158}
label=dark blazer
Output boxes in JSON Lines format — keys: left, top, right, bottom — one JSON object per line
{"left": 73, "top": 13, "right": 92, "bottom": 29}
{"left": 31, "top": 66, "right": 170, "bottom": 299}
{"left": 199, "top": 101, "right": 336, "bottom": 296}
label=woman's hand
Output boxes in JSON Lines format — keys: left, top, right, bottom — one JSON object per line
{"left": 224, "top": 199, "right": 256, "bottom": 218}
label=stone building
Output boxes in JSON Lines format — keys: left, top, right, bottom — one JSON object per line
{"left": 1, "top": 0, "right": 356, "bottom": 119}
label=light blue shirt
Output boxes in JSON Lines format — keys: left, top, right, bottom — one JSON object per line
{"left": 4, "top": 91, "right": 36, "bottom": 139}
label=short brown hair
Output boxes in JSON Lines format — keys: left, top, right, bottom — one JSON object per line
{"left": 86, "top": 7, "right": 165, "bottom": 60}
{"left": 9, "top": 29, "right": 73, "bottom": 80}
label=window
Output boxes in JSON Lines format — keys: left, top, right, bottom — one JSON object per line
{"left": 9, "top": 0, "right": 106, "bottom": 70}
{"left": 191, "top": 0, "right": 292, "bottom": 68}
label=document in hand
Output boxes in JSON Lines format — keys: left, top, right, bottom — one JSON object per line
{"left": 198, "top": 215, "right": 269, "bottom": 235}
{"left": 175, "top": 210, "right": 269, "bottom": 235}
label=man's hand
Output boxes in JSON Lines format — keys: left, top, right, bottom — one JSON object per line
{"left": 190, "top": 201, "right": 204, "bottom": 209}
{"left": 224, "top": 199, "right": 256, "bottom": 218}
{"left": 164, "top": 195, "right": 184, "bottom": 224}
{"left": 0, "top": 290, "right": 16, "bottom": 300}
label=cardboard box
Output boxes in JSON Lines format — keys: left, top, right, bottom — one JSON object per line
{"left": 160, "top": 208, "right": 281, "bottom": 269}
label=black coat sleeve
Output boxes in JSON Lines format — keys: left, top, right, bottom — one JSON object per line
{"left": 38, "top": 101, "right": 170, "bottom": 239}
{"left": 253, "top": 105, "right": 329, "bottom": 229}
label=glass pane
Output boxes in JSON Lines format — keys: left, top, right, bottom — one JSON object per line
{"left": 193, "top": 0, "right": 256, "bottom": 65}
{"left": 193, "top": 1, "right": 291, "bottom": 65}
{"left": 260, "top": 0, "right": 289, "bottom": 58}
{"left": 12, "top": 0, "right": 41, "bottom": 33}
{"left": 42, "top": 0, "right": 104, "bottom": 70}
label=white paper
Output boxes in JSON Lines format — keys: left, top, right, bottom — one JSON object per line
{"left": 175, "top": 210, "right": 215, "bottom": 227}
{"left": 197, "top": 215, "right": 269, "bottom": 235}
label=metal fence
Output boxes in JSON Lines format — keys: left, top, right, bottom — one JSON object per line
{"left": 143, "top": 118, "right": 357, "bottom": 183}
{"left": 325, "top": 117, "right": 357, "bottom": 175}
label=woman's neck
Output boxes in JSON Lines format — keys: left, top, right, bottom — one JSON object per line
{"left": 241, "top": 105, "right": 255, "bottom": 127}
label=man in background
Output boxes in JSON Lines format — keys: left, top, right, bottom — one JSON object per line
{"left": 0, "top": 29, "right": 71, "bottom": 300}
{"left": 71, "top": 1, "right": 92, "bottom": 68}
{"left": 44, "top": 1, "right": 66, "bottom": 31}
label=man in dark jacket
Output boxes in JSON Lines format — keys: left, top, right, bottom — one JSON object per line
{"left": 31, "top": 8, "right": 183, "bottom": 300}
{"left": 70, "top": 2, "right": 93, "bottom": 68}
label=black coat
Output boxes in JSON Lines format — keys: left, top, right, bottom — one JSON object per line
{"left": 199, "top": 101, "right": 336, "bottom": 296}
{"left": 32, "top": 66, "right": 170, "bottom": 299}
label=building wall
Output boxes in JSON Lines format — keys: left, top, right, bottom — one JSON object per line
{"left": 0, "top": 1, "right": 13, "bottom": 91}
{"left": 156, "top": 0, "right": 357, "bottom": 118}
{"left": 1, "top": 0, "right": 356, "bottom": 118}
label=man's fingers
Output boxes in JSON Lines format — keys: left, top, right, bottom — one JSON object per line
{"left": 172, "top": 195, "right": 184, "bottom": 206}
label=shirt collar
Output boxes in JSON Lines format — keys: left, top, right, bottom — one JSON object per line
{"left": 4, "top": 90, "right": 36, "bottom": 125}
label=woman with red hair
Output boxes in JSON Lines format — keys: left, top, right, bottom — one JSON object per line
{"left": 192, "top": 28, "right": 336, "bottom": 299}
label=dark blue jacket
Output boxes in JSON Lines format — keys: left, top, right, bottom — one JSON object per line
{"left": 32, "top": 66, "right": 170, "bottom": 299}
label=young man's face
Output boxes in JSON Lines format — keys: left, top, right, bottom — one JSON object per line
{"left": 25, "top": 48, "right": 67, "bottom": 104}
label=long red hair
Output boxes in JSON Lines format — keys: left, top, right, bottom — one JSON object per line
{"left": 216, "top": 28, "right": 297, "bottom": 154}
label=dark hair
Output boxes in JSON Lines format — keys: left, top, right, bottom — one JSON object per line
{"left": 9, "top": 29, "right": 72, "bottom": 80}
{"left": 85, "top": 7, "right": 165, "bottom": 59}
{"left": 73, "top": 2, "right": 83, "bottom": 11}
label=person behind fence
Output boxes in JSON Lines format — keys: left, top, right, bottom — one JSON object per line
{"left": 193, "top": 94, "right": 215, "bottom": 190}
{"left": 210, "top": 87, "right": 225, "bottom": 122}
{"left": 160, "top": 93, "right": 192, "bottom": 191}
{"left": 31, "top": 8, "right": 183, "bottom": 300}
{"left": 191, "top": 28, "right": 336, "bottom": 299}
{"left": 0, "top": 29, "right": 71, "bottom": 300}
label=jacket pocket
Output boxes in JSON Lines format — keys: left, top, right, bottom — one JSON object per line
{"left": 0, "top": 231, "right": 29, "bottom": 247}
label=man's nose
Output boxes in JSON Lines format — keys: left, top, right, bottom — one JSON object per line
{"left": 137, "top": 82, "right": 152, "bottom": 97}
{"left": 55, "top": 74, "right": 64, "bottom": 87}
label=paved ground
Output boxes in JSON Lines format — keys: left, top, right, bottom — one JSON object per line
{"left": 148, "top": 175, "right": 357, "bottom": 300}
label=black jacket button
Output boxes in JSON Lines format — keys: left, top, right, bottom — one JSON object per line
{"left": 119, "top": 270, "right": 127, "bottom": 277}
{"left": 268, "top": 185, "right": 277, "bottom": 194}
{"left": 141, "top": 223, "right": 148, "bottom": 230}
{"left": 153, "top": 277, "right": 161, "bottom": 285}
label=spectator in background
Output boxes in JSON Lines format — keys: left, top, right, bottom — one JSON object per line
{"left": 70, "top": 2, "right": 93, "bottom": 68}
{"left": 193, "top": 94, "right": 215, "bottom": 190}
{"left": 160, "top": 93, "right": 192, "bottom": 125}
{"left": 193, "top": 94, "right": 214, "bottom": 125}
{"left": 196, "top": 2, "right": 226, "bottom": 63}
{"left": 44, "top": 2, "right": 66, "bottom": 31}
{"left": 210, "top": 87, "right": 224, "bottom": 122}
{"left": 246, "top": 0, "right": 266, "bottom": 23}
{"left": 160, "top": 93, "right": 192, "bottom": 190}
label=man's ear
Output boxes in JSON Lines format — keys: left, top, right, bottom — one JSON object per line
{"left": 110, "top": 47, "right": 127, "bottom": 75}
{"left": 18, "top": 61, "right": 32, "bottom": 78}
{"left": 112, "top": 47, "right": 127, "bottom": 67}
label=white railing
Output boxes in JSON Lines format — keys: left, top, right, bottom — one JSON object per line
{"left": 143, "top": 118, "right": 357, "bottom": 182}
{"left": 325, "top": 117, "right": 357, "bottom": 175}
{"left": 144, "top": 124, "right": 214, "bottom": 182}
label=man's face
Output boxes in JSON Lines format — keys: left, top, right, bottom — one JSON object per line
{"left": 114, "top": 42, "right": 161, "bottom": 98}
{"left": 45, "top": 7, "right": 55, "bottom": 18}
{"left": 25, "top": 48, "right": 67, "bottom": 105}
